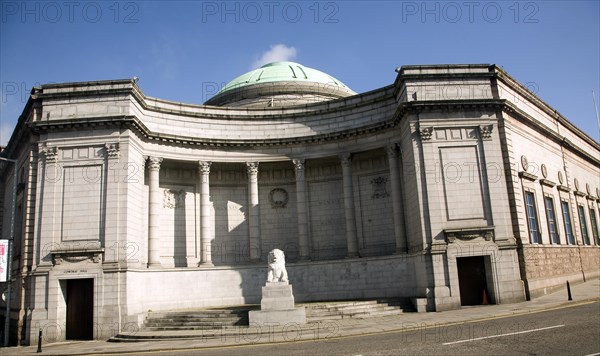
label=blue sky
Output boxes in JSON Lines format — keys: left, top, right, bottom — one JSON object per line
{"left": 1, "top": 1, "right": 599, "bottom": 145}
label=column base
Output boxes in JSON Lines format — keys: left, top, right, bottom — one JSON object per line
{"left": 147, "top": 262, "right": 162, "bottom": 268}
{"left": 198, "top": 261, "right": 214, "bottom": 267}
{"left": 346, "top": 253, "right": 360, "bottom": 259}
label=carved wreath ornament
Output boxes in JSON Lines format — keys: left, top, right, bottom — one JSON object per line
{"left": 269, "top": 188, "right": 289, "bottom": 208}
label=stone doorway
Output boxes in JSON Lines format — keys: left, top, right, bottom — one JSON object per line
{"left": 65, "top": 279, "right": 94, "bottom": 340}
{"left": 457, "top": 256, "right": 488, "bottom": 306}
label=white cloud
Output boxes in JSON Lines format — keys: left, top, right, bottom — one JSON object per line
{"left": 252, "top": 44, "right": 297, "bottom": 69}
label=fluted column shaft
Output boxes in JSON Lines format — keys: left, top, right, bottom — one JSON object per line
{"left": 340, "top": 153, "right": 359, "bottom": 257}
{"left": 246, "top": 162, "right": 261, "bottom": 261}
{"left": 293, "top": 159, "right": 310, "bottom": 260}
{"left": 147, "top": 156, "right": 162, "bottom": 268}
{"left": 198, "top": 161, "right": 213, "bottom": 266}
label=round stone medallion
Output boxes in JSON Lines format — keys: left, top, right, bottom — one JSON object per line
{"left": 541, "top": 164, "right": 547, "bottom": 178}
{"left": 521, "top": 155, "right": 529, "bottom": 171}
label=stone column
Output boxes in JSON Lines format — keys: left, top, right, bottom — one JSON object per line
{"left": 198, "top": 161, "right": 213, "bottom": 266}
{"left": 147, "top": 156, "right": 163, "bottom": 268}
{"left": 104, "top": 143, "right": 120, "bottom": 265}
{"left": 246, "top": 162, "right": 261, "bottom": 262}
{"left": 386, "top": 144, "right": 408, "bottom": 253}
{"left": 340, "top": 153, "right": 359, "bottom": 258}
{"left": 293, "top": 159, "right": 310, "bottom": 260}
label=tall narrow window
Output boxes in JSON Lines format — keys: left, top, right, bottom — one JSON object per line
{"left": 544, "top": 196, "right": 560, "bottom": 244}
{"left": 578, "top": 206, "right": 590, "bottom": 245}
{"left": 525, "top": 191, "right": 540, "bottom": 244}
{"left": 590, "top": 208, "right": 599, "bottom": 245}
{"left": 561, "top": 201, "right": 575, "bottom": 245}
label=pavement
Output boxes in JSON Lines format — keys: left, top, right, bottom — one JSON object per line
{"left": 2, "top": 278, "right": 599, "bottom": 356}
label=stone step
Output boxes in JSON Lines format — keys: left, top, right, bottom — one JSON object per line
{"left": 306, "top": 314, "right": 343, "bottom": 323}
{"left": 140, "top": 299, "right": 414, "bottom": 331}
{"left": 302, "top": 298, "right": 413, "bottom": 323}
{"left": 350, "top": 309, "right": 405, "bottom": 318}
{"left": 307, "top": 305, "right": 401, "bottom": 314}
{"left": 147, "top": 311, "right": 248, "bottom": 318}
{"left": 143, "top": 325, "right": 235, "bottom": 331}
{"left": 311, "top": 304, "right": 396, "bottom": 313}
{"left": 377, "top": 299, "right": 414, "bottom": 307}
{"left": 142, "top": 308, "right": 251, "bottom": 331}
{"left": 307, "top": 300, "right": 405, "bottom": 311}
{"left": 145, "top": 320, "right": 247, "bottom": 327}
{"left": 146, "top": 316, "right": 246, "bottom": 323}
{"left": 303, "top": 300, "right": 379, "bottom": 309}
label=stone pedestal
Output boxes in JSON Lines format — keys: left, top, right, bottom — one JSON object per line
{"left": 249, "top": 282, "right": 306, "bottom": 326}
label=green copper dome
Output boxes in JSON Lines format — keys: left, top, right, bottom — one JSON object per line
{"left": 216, "top": 61, "right": 355, "bottom": 95}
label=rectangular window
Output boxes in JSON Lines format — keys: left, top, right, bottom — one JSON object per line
{"left": 544, "top": 196, "right": 560, "bottom": 244}
{"left": 561, "top": 201, "right": 575, "bottom": 245}
{"left": 590, "top": 209, "right": 599, "bottom": 245}
{"left": 525, "top": 191, "right": 540, "bottom": 244}
{"left": 578, "top": 205, "right": 590, "bottom": 245}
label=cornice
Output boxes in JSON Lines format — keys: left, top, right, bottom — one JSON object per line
{"left": 16, "top": 90, "right": 600, "bottom": 166}
{"left": 28, "top": 114, "right": 396, "bottom": 148}
{"left": 27, "top": 100, "right": 508, "bottom": 149}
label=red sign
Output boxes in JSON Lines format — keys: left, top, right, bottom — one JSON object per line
{"left": 0, "top": 240, "right": 8, "bottom": 282}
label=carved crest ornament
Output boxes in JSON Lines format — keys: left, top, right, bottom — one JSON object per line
{"left": 371, "top": 176, "right": 390, "bottom": 199}
{"left": 163, "top": 189, "right": 186, "bottom": 209}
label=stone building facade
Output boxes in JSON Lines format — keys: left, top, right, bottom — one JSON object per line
{"left": 1, "top": 62, "right": 598, "bottom": 344}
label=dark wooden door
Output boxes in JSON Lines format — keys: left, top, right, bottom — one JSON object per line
{"left": 66, "top": 279, "right": 94, "bottom": 340}
{"left": 457, "top": 256, "right": 487, "bottom": 306}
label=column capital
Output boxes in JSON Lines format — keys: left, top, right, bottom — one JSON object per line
{"left": 339, "top": 153, "right": 352, "bottom": 166}
{"left": 292, "top": 158, "right": 305, "bottom": 170}
{"left": 479, "top": 124, "right": 494, "bottom": 140}
{"left": 41, "top": 144, "right": 59, "bottom": 162}
{"left": 246, "top": 162, "right": 259, "bottom": 175}
{"left": 418, "top": 124, "right": 434, "bottom": 141}
{"left": 385, "top": 144, "right": 400, "bottom": 159}
{"left": 292, "top": 159, "right": 305, "bottom": 177}
{"left": 147, "top": 156, "right": 163, "bottom": 170}
{"left": 198, "top": 161, "right": 212, "bottom": 174}
{"left": 105, "top": 143, "right": 120, "bottom": 159}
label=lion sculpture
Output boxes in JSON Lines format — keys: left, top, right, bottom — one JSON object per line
{"left": 267, "top": 249, "right": 288, "bottom": 283}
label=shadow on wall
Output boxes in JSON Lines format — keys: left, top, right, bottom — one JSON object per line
{"left": 173, "top": 194, "right": 187, "bottom": 267}
{"left": 211, "top": 193, "right": 252, "bottom": 266}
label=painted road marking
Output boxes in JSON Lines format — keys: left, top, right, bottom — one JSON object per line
{"left": 442, "top": 324, "right": 565, "bottom": 345}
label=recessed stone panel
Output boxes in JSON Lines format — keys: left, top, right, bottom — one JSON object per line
{"left": 61, "top": 165, "right": 103, "bottom": 241}
{"left": 440, "top": 146, "right": 485, "bottom": 220}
